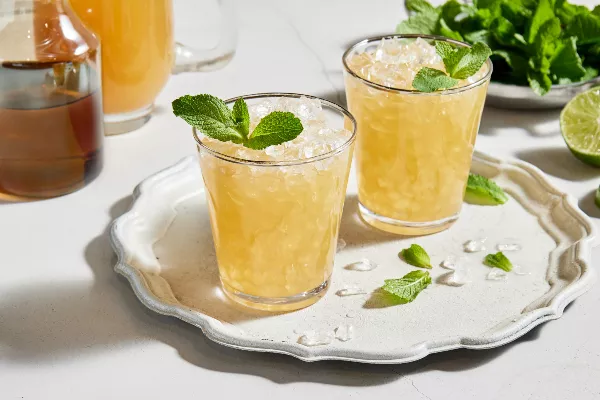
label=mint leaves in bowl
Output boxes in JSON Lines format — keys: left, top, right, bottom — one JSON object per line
{"left": 398, "top": 0, "right": 600, "bottom": 108}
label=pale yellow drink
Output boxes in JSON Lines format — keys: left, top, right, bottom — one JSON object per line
{"left": 343, "top": 36, "right": 491, "bottom": 235}
{"left": 195, "top": 94, "right": 355, "bottom": 311}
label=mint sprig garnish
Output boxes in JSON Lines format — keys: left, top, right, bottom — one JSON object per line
{"left": 382, "top": 270, "right": 432, "bottom": 303}
{"left": 412, "top": 41, "right": 491, "bottom": 92}
{"left": 172, "top": 94, "right": 303, "bottom": 150}
{"left": 399, "top": 244, "right": 432, "bottom": 269}
{"left": 464, "top": 173, "right": 508, "bottom": 206}
{"left": 484, "top": 252, "right": 513, "bottom": 272}
{"left": 412, "top": 68, "right": 459, "bottom": 92}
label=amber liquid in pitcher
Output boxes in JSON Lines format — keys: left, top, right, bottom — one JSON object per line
{"left": 0, "top": 60, "right": 103, "bottom": 199}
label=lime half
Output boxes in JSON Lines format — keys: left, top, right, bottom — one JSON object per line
{"left": 560, "top": 88, "right": 600, "bottom": 167}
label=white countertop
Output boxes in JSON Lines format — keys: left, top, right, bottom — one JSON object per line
{"left": 2, "top": 0, "right": 599, "bottom": 398}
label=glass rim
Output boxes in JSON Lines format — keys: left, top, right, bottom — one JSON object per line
{"left": 192, "top": 92, "right": 357, "bottom": 167}
{"left": 342, "top": 34, "right": 494, "bottom": 95}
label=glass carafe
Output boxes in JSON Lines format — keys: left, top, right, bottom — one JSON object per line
{"left": 0, "top": 0, "right": 103, "bottom": 200}
{"left": 68, "top": 0, "right": 237, "bottom": 135}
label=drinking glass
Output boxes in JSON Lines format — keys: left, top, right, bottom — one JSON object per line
{"left": 343, "top": 34, "right": 492, "bottom": 236}
{"left": 195, "top": 93, "right": 356, "bottom": 311}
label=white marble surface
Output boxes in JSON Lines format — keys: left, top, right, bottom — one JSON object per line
{"left": 1, "top": 0, "right": 599, "bottom": 398}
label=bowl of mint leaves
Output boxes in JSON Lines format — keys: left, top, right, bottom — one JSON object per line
{"left": 397, "top": 0, "right": 600, "bottom": 109}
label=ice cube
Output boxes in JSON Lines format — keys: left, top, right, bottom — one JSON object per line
{"left": 335, "top": 324, "right": 354, "bottom": 342}
{"left": 297, "top": 330, "right": 334, "bottom": 347}
{"left": 487, "top": 269, "right": 507, "bottom": 281}
{"left": 464, "top": 238, "right": 487, "bottom": 253}
{"left": 345, "top": 258, "right": 378, "bottom": 271}
{"left": 335, "top": 286, "right": 367, "bottom": 297}
{"left": 440, "top": 255, "right": 458, "bottom": 270}
{"left": 264, "top": 145, "right": 284, "bottom": 158}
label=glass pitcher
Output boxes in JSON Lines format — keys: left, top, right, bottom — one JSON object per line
{"left": 0, "top": 0, "right": 103, "bottom": 199}
{"left": 68, "top": 0, "right": 237, "bottom": 135}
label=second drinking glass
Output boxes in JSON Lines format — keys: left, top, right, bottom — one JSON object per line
{"left": 343, "top": 34, "right": 492, "bottom": 236}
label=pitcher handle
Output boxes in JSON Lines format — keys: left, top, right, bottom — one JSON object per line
{"left": 172, "top": 0, "right": 237, "bottom": 74}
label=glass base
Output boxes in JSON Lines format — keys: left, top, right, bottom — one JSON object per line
{"left": 104, "top": 104, "right": 153, "bottom": 135}
{"left": 221, "top": 278, "right": 330, "bottom": 312}
{"left": 359, "top": 202, "right": 458, "bottom": 236}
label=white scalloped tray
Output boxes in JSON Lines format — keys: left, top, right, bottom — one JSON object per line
{"left": 110, "top": 152, "right": 596, "bottom": 364}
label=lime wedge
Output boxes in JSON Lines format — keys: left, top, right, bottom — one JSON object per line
{"left": 560, "top": 88, "right": 600, "bottom": 167}
{"left": 595, "top": 185, "right": 600, "bottom": 209}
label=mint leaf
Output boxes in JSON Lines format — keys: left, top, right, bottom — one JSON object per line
{"left": 400, "top": 244, "right": 432, "bottom": 269}
{"left": 382, "top": 271, "right": 432, "bottom": 304}
{"left": 464, "top": 29, "right": 492, "bottom": 45}
{"left": 555, "top": 0, "right": 589, "bottom": 25}
{"left": 396, "top": 7, "right": 439, "bottom": 34}
{"left": 232, "top": 98, "right": 250, "bottom": 139}
{"left": 526, "top": 0, "right": 555, "bottom": 44}
{"left": 438, "top": 18, "right": 463, "bottom": 41}
{"left": 435, "top": 42, "right": 491, "bottom": 79}
{"left": 435, "top": 41, "right": 468, "bottom": 70}
{"left": 464, "top": 173, "right": 508, "bottom": 205}
{"left": 490, "top": 16, "right": 527, "bottom": 50}
{"left": 492, "top": 49, "right": 528, "bottom": 70}
{"left": 594, "top": 6, "right": 600, "bottom": 18}
{"left": 527, "top": 69, "right": 552, "bottom": 95}
{"left": 412, "top": 67, "right": 459, "bottom": 92}
{"left": 246, "top": 111, "right": 303, "bottom": 150}
{"left": 405, "top": 0, "right": 436, "bottom": 14}
{"left": 172, "top": 95, "right": 244, "bottom": 143}
{"left": 484, "top": 252, "right": 513, "bottom": 272}
{"left": 440, "top": 0, "right": 476, "bottom": 32}
{"left": 550, "top": 37, "right": 586, "bottom": 82}
{"left": 566, "top": 12, "right": 600, "bottom": 45}
{"left": 533, "top": 18, "right": 561, "bottom": 60}
{"left": 583, "top": 66, "right": 600, "bottom": 81}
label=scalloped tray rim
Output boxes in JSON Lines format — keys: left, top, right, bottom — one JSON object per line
{"left": 110, "top": 152, "right": 597, "bottom": 364}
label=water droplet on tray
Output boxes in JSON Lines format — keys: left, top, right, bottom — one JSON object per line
{"left": 335, "top": 325, "right": 354, "bottom": 342}
{"left": 497, "top": 243, "right": 522, "bottom": 252}
{"left": 336, "top": 286, "right": 367, "bottom": 297}
{"left": 345, "top": 258, "right": 378, "bottom": 271}
{"left": 346, "top": 311, "right": 357, "bottom": 318}
{"left": 297, "top": 330, "right": 334, "bottom": 347}
{"left": 513, "top": 264, "right": 531, "bottom": 276}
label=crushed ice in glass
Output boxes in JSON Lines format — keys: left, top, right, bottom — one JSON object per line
{"left": 346, "top": 37, "right": 488, "bottom": 90}
{"left": 464, "top": 238, "right": 487, "bottom": 253}
{"left": 345, "top": 258, "right": 378, "bottom": 271}
{"left": 335, "top": 324, "right": 354, "bottom": 342}
{"left": 335, "top": 285, "right": 367, "bottom": 297}
{"left": 487, "top": 269, "right": 508, "bottom": 281}
{"left": 200, "top": 97, "right": 352, "bottom": 162}
{"left": 336, "top": 238, "right": 347, "bottom": 252}
{"left": 513, "top": 264, "right": 531, "bottom": 276}
{"left": 496, "top": 243, "right": 522, "bottom": 252}
{"left": 297, "top": 330, "right": 334, "bottom": 347}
